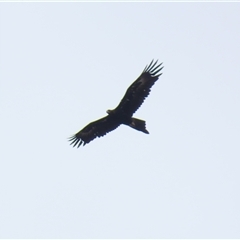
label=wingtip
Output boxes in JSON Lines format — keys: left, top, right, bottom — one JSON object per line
{"left": 143, "top": 60, "right": 164, "bottom": 77}
{"left": 68, "top": 134, "right": 85, "bottom": 148}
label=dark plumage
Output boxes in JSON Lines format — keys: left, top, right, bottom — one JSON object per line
{"left": 69, "top": 60, "right": 163, "bottom": 147}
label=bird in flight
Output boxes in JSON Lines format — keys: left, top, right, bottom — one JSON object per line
{"left": 69, "top": 60, "right": 164, "bottom": 147}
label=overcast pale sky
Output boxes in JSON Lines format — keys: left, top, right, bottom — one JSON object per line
{"left": 0, "top": 2, "right": 240, "bottom": 238}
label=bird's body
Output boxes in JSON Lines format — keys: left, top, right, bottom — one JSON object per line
{"left": 69, "top": 60, "right": 163, "bottom": 147}
{"left": 107, "top": 109, "right": 148, "bottom": 134}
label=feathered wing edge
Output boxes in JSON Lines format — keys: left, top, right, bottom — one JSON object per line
{"left": 68, "top": 134, "right": 87, "bottom": 148}
{"left": 114, "top": 60, "right": 164, "bottom": 116}
{"left": 142, "top": 59, "right": 164, "bottom": 78}
{"left": 68, "top": 116, "right": 120, "bottom": 148}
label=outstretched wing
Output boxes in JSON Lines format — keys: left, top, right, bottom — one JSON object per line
{"left": 115, "top": 60, "right": 163, "bottom": 116}
{"left": 69, "top": 115, "right": 120, "bottom": 147}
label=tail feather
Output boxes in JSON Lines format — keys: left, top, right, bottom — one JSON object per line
{"left": 129, "top": 118, "right": 149, "bottom": 134}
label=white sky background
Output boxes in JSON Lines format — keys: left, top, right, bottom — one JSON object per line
{"left": 0, "top": 2, "right": 240, "bottom": 238}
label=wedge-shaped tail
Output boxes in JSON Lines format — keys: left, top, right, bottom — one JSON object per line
{"left": 128, "top": 118, "right": 149, "bottom": 134}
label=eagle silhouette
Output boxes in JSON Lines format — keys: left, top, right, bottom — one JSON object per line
{"left": 69, "top": 60, "right": 163, "bottom": 147}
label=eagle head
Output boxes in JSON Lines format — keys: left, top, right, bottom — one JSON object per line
{"left": 107, "top": 109, "right": 113, "bottom": 115}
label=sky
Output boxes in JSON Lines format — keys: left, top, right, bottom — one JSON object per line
{"left": 0, "top": 2, "right": 240, "bottom": 239}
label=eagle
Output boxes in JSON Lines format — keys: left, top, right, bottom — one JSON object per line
{"left": 69, "top": 60, "right": 163, "bottom": 147}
